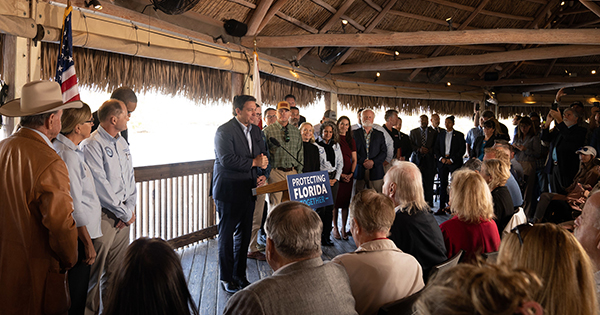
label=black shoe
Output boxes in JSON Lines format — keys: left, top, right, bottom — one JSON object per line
{"left": 220, "top": 280, "right": 239, "bottom": 294}
{"left": 321, "top": 238, "right": 334, "bottom": 246}
{"left": 233, "top": 277, "right": 251, "bottom": 289}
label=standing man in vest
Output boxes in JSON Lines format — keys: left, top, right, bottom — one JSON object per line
{"left": 83, "top": 99, "right": 137, "bottom": 314}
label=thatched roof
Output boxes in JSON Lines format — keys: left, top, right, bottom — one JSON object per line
{"left": 5, "top": 0, "right": 600, "bottom": 117}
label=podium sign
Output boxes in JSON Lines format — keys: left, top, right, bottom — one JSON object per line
{"left": 286, "top": 171, "right": 334, "bottom": 209}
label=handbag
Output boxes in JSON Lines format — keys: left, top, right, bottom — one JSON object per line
{"left": 43, "top": 271, "right": 71, "bottom": 315}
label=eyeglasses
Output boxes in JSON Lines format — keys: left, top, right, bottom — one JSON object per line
{"left": 283, "top": 126, "right": 290, "bottom": 142}
{"left": 511, "top": 222, "right": 533, "bottom": 245}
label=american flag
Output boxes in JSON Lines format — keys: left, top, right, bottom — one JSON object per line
{"left": 55, "top": 5, "right": 80, "bottom": 103}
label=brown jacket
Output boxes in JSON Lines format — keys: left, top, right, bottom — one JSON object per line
{"left": 0, "top": 128, "right": 78, "bottom": 315}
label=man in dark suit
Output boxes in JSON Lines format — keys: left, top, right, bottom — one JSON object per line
{"left": 433, "top": 116, "right": 466, "bottom": 210}
{"left": 212, "top": 95, "right": 269, "bottom": 294}
{"left": 353, "top": 109, "right": 387, "bottom": 193}
{"left": 410, "top": 115, "right": 438, "bottom": 206}
{"left": 541, "top": 107, "right": 587, "bottom": 194}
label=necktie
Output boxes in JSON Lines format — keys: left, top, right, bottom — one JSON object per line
{"left": 421, "top": 128, "right": 426, "bottom": 146}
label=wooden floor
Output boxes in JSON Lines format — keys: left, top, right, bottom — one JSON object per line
{"left": 177, "top": 235, "right": 358, "bottom": 315}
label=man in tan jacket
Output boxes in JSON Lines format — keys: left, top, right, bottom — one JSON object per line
{"left": 0, "top": 81, "right": 80, "bottom": 315}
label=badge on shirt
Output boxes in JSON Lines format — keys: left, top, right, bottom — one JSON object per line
{"left": 105, "top": 147, "right": 114, "bottom": 157}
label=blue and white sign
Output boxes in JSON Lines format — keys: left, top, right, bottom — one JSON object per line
{"left": 287, "top": 170, "right": 334, "bottom": 209}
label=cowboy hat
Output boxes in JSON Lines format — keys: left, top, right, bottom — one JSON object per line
{"left": 0, "top": 81, "right": 82, "bottom": 117}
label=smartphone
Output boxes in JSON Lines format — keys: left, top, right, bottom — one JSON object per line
{"left": 551, "top": 102, "right": 558, "bottom": 111}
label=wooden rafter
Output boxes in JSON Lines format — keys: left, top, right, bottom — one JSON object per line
{"left": 310, "top": 0, "right": 366, "bottom": 32}
{"left": 387, "top": 9, "right": 475, "bottom": 29}
{"left": 256, "top": 0, "right": 289, "bottom": 34}
{"left": 296, "top": 0, "right": 356, "bottom": 61}
{"left": 544, "top": 59, "right": 557, "bottom": 77}
{"left": 470, "top": 75, "right": 600, "bottom": 86}
{"left": 334, "top": 0, "right": 398, "bottom": 66}
{"left": 244, "top": 29, "right": 600, "bottom": 48}
{"left": 330, "top": 45, "right": 600, "bottom": 73}
{"left": 424, "top": 0, "right": 534, "bottom": 21}
{"left": 581, "top": 0, "right": 600, "bottom": 19}
{"left": 247, "top": 0, "right": 274, "bottom": 36}
{"left": 274, "top": 12, "right": 319, "bottom": 33}
{"left": 408, "top": 0, "right": 489, "bottom": 81}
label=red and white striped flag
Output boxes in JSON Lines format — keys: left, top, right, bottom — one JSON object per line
{"left": 55, "top": 4, "right": 80, "bottom": 103}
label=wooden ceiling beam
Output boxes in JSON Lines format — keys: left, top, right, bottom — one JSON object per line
{"left": 388, "top": 10, "right": 475, "bottom": 29}
{"left": 247, "top": 0, "right": 274, "bottom": 36}
{"left": 331, "top": 45, "right": 600, "bottom": 73}
{"left": 296, "top": 0, "right": 356, "bottom": 61}
{"left": 470, "top": 75, "right": 600, "bottom": 87}
{"left": 525, "top": 81, "right": 600, "bottom": 92}
{"left": 451, "top": 45, "right": 506, "bottom": 52}
{"left": 357, "top": 47, "right": 426, "bottom": 58}
{"left": 580, "top": 0, "right": 600, "bottom": 19}
{"left": 244, "top": 29, "right": 600, "bottom": 48}
{"left": 544, "top": 59, "right": 557, "bottom": 77}
{"left": 408, "top": 0, "right": 489, "bottom": 81}
{"left": 309, "top": 0, "right": 365, "bottom": 32}
{"left": 363, "top": 0, "right": 382, "bottom": 11}
{"left": 331, "top": 74, "right": 479, "bottom": 92}
{"left": 424, "top": 0, "right": 534, "bottom": 21}
{"left": 334, "top": 0, "right": 398, "bottom": 66}
{"left": 256, "top": 0, "right": 289, "bottom": 34}
{"left": 225, "top": 0, "right": 256, "bottom": 9}
{"left": 274, "top": 12, "right": 319, "bottom": 33}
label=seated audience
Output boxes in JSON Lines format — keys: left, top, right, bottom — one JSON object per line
{"left": 463, "top": 158, "right": 482, "bottom": 172}
{"left": 384, "top": 162, "right": 447, "bottom": 278}
{"left": 103, "top": 238, "right": 199, "bottom": 315}
{"left": 415, "top": 263, "right": 544, "bottom": 315}
{"left": 332, "top": 190, "right": 424, "bottom": 315}
{"left": 54, "top": 103, "right": 103, "bottom": 315}
{"left": 484, "top": 147, "right": 523, "bottom": 208}
{"left": 224, "top": 201, "right": 357, "bottom": 315}
{"left": 440, "top": 169, "right": 500, "bottom": 262}
{"left": 498, "top": 223, "right": 598, "bottom": 315}
{"left": 574, "top": 192, "right": 600, "bottom": 298}
{"left": 471, "top": 119, "right": 498, "bottom": 161}
{"left": 534, "top": 146, "right": 600, "bottom": 223}
{"left": 481, "top": 159, "right": 514, "bottom": 233}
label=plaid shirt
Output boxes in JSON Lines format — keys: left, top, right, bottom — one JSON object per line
{"left": 264, "top": 121, "right": 304, "bottom": 173}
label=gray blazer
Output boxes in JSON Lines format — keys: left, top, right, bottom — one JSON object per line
{"left": 223, "top": 257, "right": 358, "bottom": 315}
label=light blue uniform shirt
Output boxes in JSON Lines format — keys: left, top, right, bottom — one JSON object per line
{"left": 82, "top": 125, "right": 136, "bottom": 222}
{"left": 54, "top": 134, "right": 103, "bottom": 239}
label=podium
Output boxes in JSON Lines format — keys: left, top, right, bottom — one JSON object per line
{"left": 252, "top": 180, "right": 290, "bottom": 202}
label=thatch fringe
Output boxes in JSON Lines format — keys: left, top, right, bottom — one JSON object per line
{"left": 338, "top": 94, "right": 474, "bottom": 117}
{"left": 40, "top": 42, "right": 231, "bottom": 104}
{"left": 260, "top": 73, "right": 323, "bottom": 107}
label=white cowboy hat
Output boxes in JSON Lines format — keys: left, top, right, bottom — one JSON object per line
{"left": 0, "top": 81, "right": 82, "bottom": 117}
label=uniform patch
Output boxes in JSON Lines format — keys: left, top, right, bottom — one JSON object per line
{"left": 105, "top": 147, "right": 113, "bottom": 157}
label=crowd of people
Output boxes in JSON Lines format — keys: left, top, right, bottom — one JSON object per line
{"left": 3, "top": 81, "right": 600, "bottom": 315}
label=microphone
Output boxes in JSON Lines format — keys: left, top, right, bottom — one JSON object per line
{"left": 269, "top": 137, "right": 304, "bottom": 167}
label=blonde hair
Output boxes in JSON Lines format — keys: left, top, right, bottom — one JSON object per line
{"left": 415, "top": 263, "right": 543, "bottom": 315}
{"left": 384, "top": 161, "right": 428, "bottom": 214}
{"left": 449, "top": 169, "right": 494, "bottom": 223}
{"left": 350, "top": 189, "right": 395, "bottom": 235}
{"left": 60, "top": 103, "right": 92, "bottom": 135}
{"left": 299, "top": 122, "right": 315, "bottom": 143}
{"left": 481, "top": 159, "right": 510, "bottom": 190}
{"left": 498, "top": 223, "right": 598, "bottom": 315}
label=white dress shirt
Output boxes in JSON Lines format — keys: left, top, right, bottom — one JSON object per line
{"left": 54, "top": 134, "right": 103, "bottom": 238}
{"left": 82, "top": 125, "right": 137, "bottom": 222}
{"left": 314, "top": 141, "right": 343, "bottom": 181}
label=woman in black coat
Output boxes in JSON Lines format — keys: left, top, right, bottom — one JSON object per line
{"left": 299, "top": 122, "right": 320, "bottom": 173}
{"left": 471, "top": 119, "right": 498, "bottom": 161}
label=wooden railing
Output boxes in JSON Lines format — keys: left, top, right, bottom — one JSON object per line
{"left": 130, "top": 160, "right": 218, "bottom": 248}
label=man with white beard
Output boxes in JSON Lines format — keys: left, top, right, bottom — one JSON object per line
{"left": 352, "top": 109, "right": 387, "bottom": 193}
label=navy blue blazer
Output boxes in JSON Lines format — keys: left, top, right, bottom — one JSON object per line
{"left": 212, "top": 118, "right": 268, "bottom": 203}
{"left": 434, "top": 130, "right": 466, "bottom": 170}
{"left": 353, "top": 128, "right": 387, "bottom": 181}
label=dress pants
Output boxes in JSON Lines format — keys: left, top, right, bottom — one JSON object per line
{"left": 86, "top": 211, "right": 130, "bottom": 315}
{"left": 268, "top": 168, "right": 297, "bottom": 210}
{"left": 316, "top": 181, "right": 339, "bottom": 242}
{"left": 420, "top": 155, "right": 436, "bottom": 205}
{"left": 216, "top": 198, "right": 254, "bottom": 282}
{"left": 354, "top": 169, "right": 383, "bottom": 193}
{"left": 248, "top": 194, "right": 266, "bottom": 253}
{"left": 69, "top": 239, "right": 91, "bottom": 315}
{"left": 437, "top": 164, "right": 452, "bottom": 208}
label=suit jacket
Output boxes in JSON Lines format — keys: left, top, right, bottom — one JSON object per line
{"left": 212, "top": 118, "right": 267, "bottom": 203}
{"left": 0, "top": 128, "right": 78, "bottom": 315}
{"left": 541, "top": 122, "right": 587, "bottom": 188}
{"left": 353, "top": 128, "right": 387, "bottom": 181}
{"left": 434, "top": 130, "right": 466, "bottom": 170}
{"left": 223, "top": 257, "right": 358, "bottom": 315}
{"left": 409, "top": 127, "right": 437, "bottom": 166}
{"left": 332, "top": 239, "right": 424, "bottom": 315}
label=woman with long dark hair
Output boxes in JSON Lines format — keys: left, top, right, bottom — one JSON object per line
{"left": 471, "top": 119, "right": 498, "bottom": 161}
{"left": 103, "top": 238, "right": 199, "bottom": 315}
{"left": 513, "top": 116, "right": 541, "bottom": 215}
{"left": 333, "top": 116, "right": 357, "bottom": 240}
